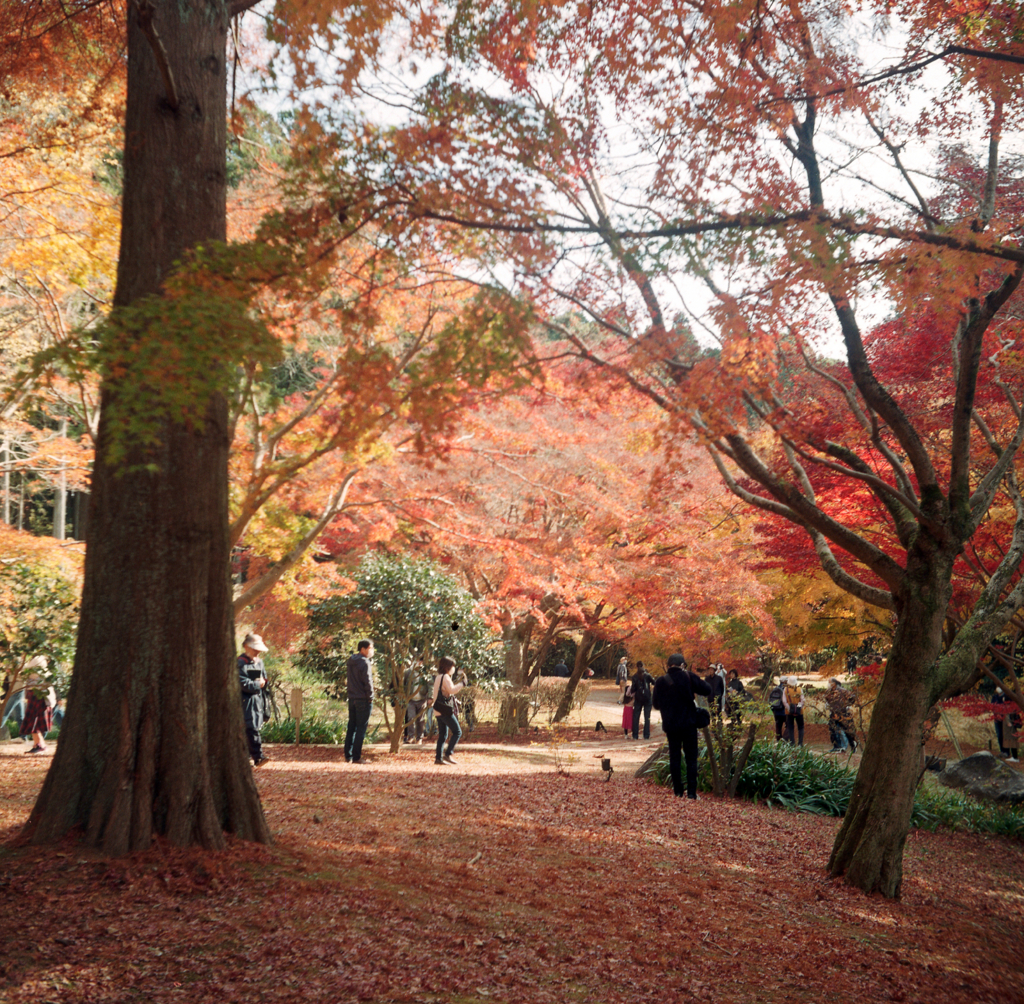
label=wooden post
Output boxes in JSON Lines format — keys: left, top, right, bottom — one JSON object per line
{"left": 292, "top": 688, "right": 303, "bottom": 745}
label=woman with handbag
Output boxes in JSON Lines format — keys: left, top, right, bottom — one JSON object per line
{"left": 652, "top": 653, "right": 713, "bottom": 800}
{"left": 431, "top": 656, "right": 465, "bottom": 766}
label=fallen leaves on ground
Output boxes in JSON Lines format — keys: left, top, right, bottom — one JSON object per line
{"left": 0, "top": 744, "right": 1021, "bottom": 1004}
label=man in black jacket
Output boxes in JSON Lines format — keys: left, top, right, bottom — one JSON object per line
{"left": 652, "top": 654, "right": 712, "bottom": 799}
{"left": 345, "top": 639, "right": 375, "bottom": 763}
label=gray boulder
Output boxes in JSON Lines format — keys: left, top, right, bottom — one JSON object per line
{"left": 937, "top": 751, "right": 1024, "bottom": 805}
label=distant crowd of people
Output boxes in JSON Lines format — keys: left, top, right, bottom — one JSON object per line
{"left": 3, "top": 639, "right": 1019, "bottom": 782}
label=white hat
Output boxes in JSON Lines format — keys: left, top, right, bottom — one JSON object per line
{"left": 243, "top": 633, "right": 269, "bottom": 653}
{"left": 25, "top": 655, "right": 48, "bottom": 671}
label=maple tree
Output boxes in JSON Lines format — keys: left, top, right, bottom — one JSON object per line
{"left": 312, "top": 0, "right": 1024, "bottom": 897}
{"left": 362, "top": 352, "right": 776, "bottom": 717}
{"left": 224, "top": 224, "right": 535, "bottom": 616}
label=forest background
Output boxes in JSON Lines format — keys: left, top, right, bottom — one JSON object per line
{"left": 0, "top": 0, "right": 1022, "bottom": 906}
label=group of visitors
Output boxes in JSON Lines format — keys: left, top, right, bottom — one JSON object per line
{"left": 402, "top": 661, "right": 476, "bottom": 745}
{"left": 234, "top": 639, "right": 1024, "bottom": 781}
{"left": 619, "top": 658, "right": 749, "bottom": 740}
{"left": 239, "top": 635, "right": 471, "bottom": 768}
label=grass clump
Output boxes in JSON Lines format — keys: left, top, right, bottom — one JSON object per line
{"left": 261, "top": 714, "right": 347, "bottom": 745}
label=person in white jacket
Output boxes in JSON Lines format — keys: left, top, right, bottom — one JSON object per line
{"left": 432, "top": 656, "right": 465, "bottom": 766}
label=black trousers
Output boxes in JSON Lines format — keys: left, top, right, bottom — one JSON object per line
{"left": 632, "top": 698, "right": 652, "bottom": 739}
{"left": 785, "top": 711, "right": 804, "bottom": 746}
{"left": 664, "top": 725, "right": 700, "bottom": 798}
{"left": 245, "top": 724, "right": 263, "bottom": 763}
{"left": 345, "top": 698, "right": 372, "bottom": 762}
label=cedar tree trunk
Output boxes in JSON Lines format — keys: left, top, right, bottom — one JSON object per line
{"left": 22, "top": 0, "right": 270, "bottom": 853}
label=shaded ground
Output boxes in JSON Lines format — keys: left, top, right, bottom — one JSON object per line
{"left": 1, "top": 738, "right": 1022, "bottom": 1004}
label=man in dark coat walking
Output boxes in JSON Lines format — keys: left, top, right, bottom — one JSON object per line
{"left": 345, "top": 639, "right": 375, "bottom": 763}
{"left": 652, "top": 654, "right": 712, "bottom": 799}
{"left": 239, "top": 633, "right": 270, "bottom": 766}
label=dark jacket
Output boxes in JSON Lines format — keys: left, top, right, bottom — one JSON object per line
{"left": 239, "top": 654, "right": 268, "bottom": 730}
{"left": 652, "top": 667, "right": 712, "bottom": 730}
{"left": 347, "top": 652, "right": 374, "bottom": 702}
{"left": 631, "top": 669, "right": 655, "bottom": 706}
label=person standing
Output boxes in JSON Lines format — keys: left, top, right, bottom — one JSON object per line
{"left": 713, "top": 663, "right": 728, "bottom": 717}
{"left": 993, "top": 686, "right": 1022, "bottom": 762}
{"left": 403, "top": 661, "right": 428, "bottom": 744}
{"left": 783, "top": 676, "right": 805, "bottom": 746}
{"left": 615, "top": 657, "right": 629, "bottom": 703}
{"left": 345, "top": 640, "right": 375, "bottom": 763}
{"left": 239, "top": 633, "right": 270, "bottom": 767}
{"left": 452, "top": 664, "right": 477, "bottom": 732}
{"left": 725, "top": 668, "right": 746, "bottom": 722}
{"left": 631, "top": 662, "right": 655, "bottom": 739}
{"left": 825, "top": 677, "right": 857, "bottom": 753}
{"left": 652, "top": 654, "right": 713, "bottom": 799}
{"left": 432, "top": 656, "right": 465, "bottom": 765}
{"left": 992, "top": 687, "right": 1012, "bottom": 758}
{"left": 768, "top": 676, "right": 786, "bottom": 741}
{"left": 705, "top": 665, "right": 725, "bottom": 719}
{"left": 620, "top": 679, "right": 634, "bottom": 737}
{"left": 21, "top": 657, "right": 56, "bottom": 755}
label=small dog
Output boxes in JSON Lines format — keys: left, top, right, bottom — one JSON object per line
{"left": 594, "top": 721, "right": 607, "bottom": 733}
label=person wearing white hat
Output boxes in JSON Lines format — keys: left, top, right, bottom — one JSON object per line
{"left": 239, "top": 633, "right": 270, "bottom": 766}
{"left": 782, "top": 676, "right": 805, "bottom": 746}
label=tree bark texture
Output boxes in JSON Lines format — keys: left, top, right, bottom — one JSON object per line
{"left": 552, "top": 629, "right": 596, "bottom": 723}
{"left": 23, "top": 0, "right": 270, "bottom": 853}
{"left": 828, "top": 565, "right": 951, "bottom": 898}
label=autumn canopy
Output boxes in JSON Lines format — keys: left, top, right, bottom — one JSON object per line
{"left": 0, "top": 0, "right": 1022, "bottom": 903}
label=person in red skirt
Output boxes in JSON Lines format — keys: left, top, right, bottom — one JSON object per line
{"left": 621, "top": 680, "right": 634, "bottom": 737}
{"left": 22, "top": 657, "right": 56, "bottom": 754}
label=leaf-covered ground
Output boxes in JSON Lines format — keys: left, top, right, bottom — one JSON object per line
{"left": 1, "top": 742, "right": 1022, "bottom": 1004}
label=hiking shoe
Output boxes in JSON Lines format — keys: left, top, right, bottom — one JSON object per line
{"left": 443, "top": 754, "right": 458, "bottom": 765}
{"left": 435, "top": 758, "right": 446, "bottom": 765}
{"left": 254, "top": 756, "right": 271, "bottom": 767}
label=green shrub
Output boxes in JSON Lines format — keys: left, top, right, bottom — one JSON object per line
{"left": 910, "top": 785, "right": 1024, "bottom": 838}
{"left": 649, "top": 739, "right": 1024, "bottom": 839}
{"left": 261, "top": 714, "right": 357, "bottom": 745}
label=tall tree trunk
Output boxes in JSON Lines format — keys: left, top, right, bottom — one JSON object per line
{"left": 503, "top": 622, "right": 526, "bottom": 688}
{"left": 23, "top": 0, "right": 269, "bottom": 853}
{"left": 828, "top": 580, "right": 949, "bottom": 898}
{"left": 552, "top": 629, "right": 597, "bottom": 723}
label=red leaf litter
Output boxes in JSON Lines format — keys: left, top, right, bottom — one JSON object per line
{"left": 1, "top": 743, "right": 1022, "bottom": 1004}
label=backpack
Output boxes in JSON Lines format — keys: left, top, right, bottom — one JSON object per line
{"left": 785, "top": 684, "right": 803, "bottom": 710}
{"left": 769, "top": 685, "right": 784, "bottom": 711}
